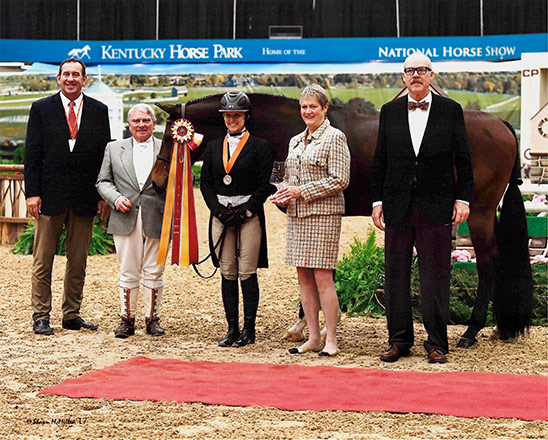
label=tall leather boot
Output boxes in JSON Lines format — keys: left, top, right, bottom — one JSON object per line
{"left": 219, "top": 276, "right": 240, "bottom": 347}
{"left": 115, "top": 287, "right": 137, "bottom": 338}
{"left": 233, "top": 274, "right": 259, "bottom": 347}
{"left": 143, "top": 286, "right": 165, "bottom": 336}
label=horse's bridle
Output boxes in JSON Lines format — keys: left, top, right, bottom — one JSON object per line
{"left": 156, "top": 103, "right": 187, "bottom": 164}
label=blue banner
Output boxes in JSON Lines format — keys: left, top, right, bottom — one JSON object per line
{"left": 1, "top": 34, "right": 546, "bottom": 64}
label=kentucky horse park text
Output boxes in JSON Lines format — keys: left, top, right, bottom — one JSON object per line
{"left": 101, "top": 44, "right": 243, "bottom": 60}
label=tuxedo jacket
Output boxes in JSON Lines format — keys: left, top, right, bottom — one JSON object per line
{"left": 200, "top": 134, "right": 274, "bottom": 268}
{"left": 96, "top": 137, "right": 165, "bottom": 238}
{"left": 371, "top": 93, "right": 474, "bottom": 226}
{"left": 25, "top": 92, "right": 111, "bottom": 217}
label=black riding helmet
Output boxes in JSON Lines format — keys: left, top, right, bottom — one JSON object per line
{"left": 219, "top": 90, "right": 251, "bottom": 118}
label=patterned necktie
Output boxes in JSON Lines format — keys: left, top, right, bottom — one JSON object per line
{"left": 68, "top": 101, "right": 78, "bottom": 139}
{"left": 408, "top": 101, "right": 429, "bottom": 111}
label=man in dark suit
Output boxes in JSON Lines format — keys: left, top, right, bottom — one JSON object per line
{"left": 25, "top": 58, "right": 111, "bottom": 335}
{"left": 371, "top": 52, "right": 474, "bottom": 363}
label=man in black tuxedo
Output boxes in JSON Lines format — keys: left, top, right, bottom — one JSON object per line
{"left": 25, "top": 58, "right": 111, "bottom": 335}
{"left": 371, "top": 52, "right": 474, "bottom": 363}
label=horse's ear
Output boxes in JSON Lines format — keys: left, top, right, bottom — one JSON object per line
{"left": 155, "top": 102, "right": 177, "bottom": 116}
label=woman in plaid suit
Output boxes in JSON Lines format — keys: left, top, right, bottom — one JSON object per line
{"left": 271, "top": 84, "right": 350, "bottom": 357}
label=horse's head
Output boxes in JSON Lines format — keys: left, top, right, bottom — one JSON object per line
{"left": 151, "top": 97, "right": 226, "bottom": 194}
{"left": 155, "top": 102, "right": 183, "bottom": 121}
{"left": 150, "top": 102, "right": 179, "bottom": 194}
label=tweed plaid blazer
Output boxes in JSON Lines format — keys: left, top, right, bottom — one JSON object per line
{"left": 284, "top": 118, "right": 350, "bottom": 218}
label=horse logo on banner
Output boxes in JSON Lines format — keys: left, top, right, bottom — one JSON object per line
{"left": 157, "top": 118, "right": 203, "bottom": 267}
{"left": 67, "top": 45, "right": 91, "bottom": 59}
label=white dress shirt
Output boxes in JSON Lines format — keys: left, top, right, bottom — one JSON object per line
{"left": 408, "top": 92, "right": 432, "bottom": 157}
{"left": 60, "top": 92, "right": 84, "bottom": 152}
{"left": 227, "top": 128, "right": 246, "bottom": 157}
{"left": 133, "top": 137, "right": 154, "bottom": 190}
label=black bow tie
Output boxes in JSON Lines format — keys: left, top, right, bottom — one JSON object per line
{"left": 408, "top": 101, "right": 429, "bottom": 111}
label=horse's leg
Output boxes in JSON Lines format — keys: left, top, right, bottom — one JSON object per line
{"left": 457, "top": 212, "right": 498, "bottom": 348}
{"left": 283, "top": 304, "right": 306, "bottom": 342}
{"left": 284, "top": 270, "right": 340, "bottom": 342}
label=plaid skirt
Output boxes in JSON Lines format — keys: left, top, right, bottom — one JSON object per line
{"left": 285, "top": 214, "right": 342, "bottom": 269}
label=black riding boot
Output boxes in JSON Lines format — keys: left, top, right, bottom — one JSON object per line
{"left": 233, "top": 274, "right": 259, "bottom": 347}
{"left": 218, "top": 276, "right": 240, "bottom": 347}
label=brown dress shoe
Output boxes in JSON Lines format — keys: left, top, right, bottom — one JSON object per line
{"left": 146, "top": 317, "right": 165, "bottom": 337}
{"left": 114, "top": 317, "right": 135, "bottom": 339}
{"left": 427, "top": 347, "right": 448, "bottom": 363}
{"left": 380, "top": 344, "right": 409, "bottom": 362}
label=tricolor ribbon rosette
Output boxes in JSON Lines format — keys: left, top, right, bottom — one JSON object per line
{"left": 157, "top": 118, "right": 203, "bottom": 267}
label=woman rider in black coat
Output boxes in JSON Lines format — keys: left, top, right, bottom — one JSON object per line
{"left": 200, "top": 91, "right": 274, "bottom": 347}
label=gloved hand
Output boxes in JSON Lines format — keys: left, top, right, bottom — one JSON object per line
{"left": 224, "top": 206, "right": 248, "bottom": 228}
{"left": 214, "top": 206, "right": 233, "bottom": 226}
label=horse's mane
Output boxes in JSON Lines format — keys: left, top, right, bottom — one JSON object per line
{"left": 184, "top": 92, "right": 300, "bottom": 106}
{"left": 184, "top": 92, "right": 369, "bottom": 119}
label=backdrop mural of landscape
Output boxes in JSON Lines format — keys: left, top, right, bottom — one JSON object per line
{"left": 0, "top": 71, "right": 521, "bottom": 162}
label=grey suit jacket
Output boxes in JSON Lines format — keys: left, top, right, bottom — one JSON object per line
{"left": 96, "top": 136, "right": 165, "bottom": 238}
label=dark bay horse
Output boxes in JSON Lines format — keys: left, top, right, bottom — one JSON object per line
{"left": 152, "top": 93, "right": 532, "bottom": 347}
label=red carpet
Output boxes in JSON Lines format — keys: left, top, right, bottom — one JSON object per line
{"left": 39, "top": 357, "right": 547, "bottom": 421}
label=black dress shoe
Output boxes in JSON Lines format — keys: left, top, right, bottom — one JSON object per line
{"left": 33, "top": 319, "right": 54, "bottom": 335}
{"left": 380, "top": 344, "right": 409, "bottom": 362}
{"left": 62, "top": 316, "right": 98, "bottom": 331}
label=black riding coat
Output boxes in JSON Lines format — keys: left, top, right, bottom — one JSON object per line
{"left": 200, "top": 134, "right": 275, "bottom": 268}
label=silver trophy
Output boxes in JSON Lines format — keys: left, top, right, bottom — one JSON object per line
{"left": 270, "top": 161, "right": 287, "bottom": 190}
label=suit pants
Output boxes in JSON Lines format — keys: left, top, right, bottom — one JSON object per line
{"left": 384, "top": 210, "right": 452, "bottom": 354}
{"left": 31, "top": 210, "right": 94, "bottom": 321}
{"left": 113, "top": 209, "right": 163, "bottom": 290}
{"left": 211, "top": 214, "right": 261, "bottom": 281}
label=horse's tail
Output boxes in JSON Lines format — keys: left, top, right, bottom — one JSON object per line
{"left": 493, "top": 120, "right": 533, "bottom": 339}
{"left": 504, "top": 121, "right": 523, "bottom": 186}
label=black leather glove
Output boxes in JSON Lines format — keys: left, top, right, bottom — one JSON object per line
{"left": 224, "top": 206, "right": 248, "bottom": 228}
{"left": 214, "top": 206, "right": 232, "bottom": 226}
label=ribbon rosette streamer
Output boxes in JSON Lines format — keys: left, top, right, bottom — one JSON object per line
{"left": 157, "top": 118, "right": 203, "bottom": 267}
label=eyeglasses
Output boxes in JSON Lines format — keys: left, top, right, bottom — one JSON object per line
{"left": 403, "top": 66, "right": 432, "bottom": 76}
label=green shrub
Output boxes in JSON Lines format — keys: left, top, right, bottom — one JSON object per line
{"left": 12, "top": 217, "right": 114, "bottom": 256}
{"left": 192, "top": 163, "right": 202, "bottom": 188}
{"left": 531, "top": 264, "right": 547, "bottom": 325}
{"left": 335, "top": 229, "right": 385, "bottom": 317}
{"left": 336, "top": 230, "right": 547, "bottom": 326}
{"left": 13, "top": 145, "right": 25, "bottom": 164}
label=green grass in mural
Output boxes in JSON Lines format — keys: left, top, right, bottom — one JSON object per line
{"left": 0, "top": 108, "right": 29, "bottom": 117}
{"left": 0, "top": 122, "right": 26, "bottom": 138}
{"left": 447, "top": 90, "right": 515, "bottom": 108}
{"left": 0, "top": 92, "right": 51, "bottom": 102}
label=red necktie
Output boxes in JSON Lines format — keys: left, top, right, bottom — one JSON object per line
{"left": 408, "top": 101, "right": 429, "bottom": 111}
{"left": 68, "top": 101, "right": 78, "bottom": 139}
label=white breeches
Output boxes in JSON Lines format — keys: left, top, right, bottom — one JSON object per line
{"left": 113, "top": 209, "right": 164, "bottom": 290}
